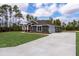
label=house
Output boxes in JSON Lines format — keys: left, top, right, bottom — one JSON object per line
{"left": 23, "top": 20, "right": 61, "bottom": 33}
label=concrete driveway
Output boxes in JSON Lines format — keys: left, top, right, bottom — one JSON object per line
{"left": 0, "top": 32, "right": 76, "bottom": 56}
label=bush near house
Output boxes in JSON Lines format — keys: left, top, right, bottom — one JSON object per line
{"left": 0, "top": 25, "right": 22, "bottom": 32}
{"left": 9, "top": 24, "right": 22, "bottom": 31}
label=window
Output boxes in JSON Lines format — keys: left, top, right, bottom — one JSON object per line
{"left": 37, "top": 26, "right": 42, "bottom": 32}
{"left": 0, "top": 18, "right": 1, "bottom": 21}
{"left": 32, "top": 26, "right": 36, "bottom": 32}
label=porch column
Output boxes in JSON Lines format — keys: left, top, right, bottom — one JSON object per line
{"left": 26, "top": 25, "right": 29, "bottom": 32}
{"left": 36, "top": 25, "right": 38, "bottom": 32}
{"left": 41, "top": 25, "right": 42, "bottom": 32}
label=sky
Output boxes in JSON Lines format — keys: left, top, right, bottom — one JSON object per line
{"left": 1, "top": 3, "right": 79, "bottom": 23}
{"left": 19, "top": 3, "right": 79, "bottom": 23}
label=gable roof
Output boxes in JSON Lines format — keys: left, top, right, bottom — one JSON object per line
{"left": 26, "top": 20, "right": 53, "bottom": 25}
{"left": 36, "top": 20, "right": 53, "bottom": 25}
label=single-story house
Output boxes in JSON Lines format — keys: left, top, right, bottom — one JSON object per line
{"left": 21, "top": 20, "right": 61, "bottom": 33}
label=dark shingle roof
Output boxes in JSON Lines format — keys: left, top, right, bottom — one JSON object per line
{"left": 36, "top": 20, "right": 53, "bottom": 25}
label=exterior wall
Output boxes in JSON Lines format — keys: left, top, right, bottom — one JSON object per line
{"left": 48, "top": 25, "right": 55, "bottom": 33}
{"left": 42, "top": 26, "right": 49, "bottom": 33}
{"left": 31, "top": 25, "right": 49, "bottom": 33}
{"left": 31, "top": 26, "right": 37, "bottom": 32}
{"left": 36, "top": 25, "right": 42, "bottom": 32}
{"left": 31, "top": 25, "right": 42, "bottom": 32}
{"left": 31, "top": 25, "right": 61, "bottom": 33}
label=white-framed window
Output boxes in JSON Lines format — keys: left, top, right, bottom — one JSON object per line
{"left": 37, "top": 25, "right": 42, "bottom": 32}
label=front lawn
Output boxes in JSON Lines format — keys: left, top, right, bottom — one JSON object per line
{"left": 0, "top": 32, "right": 46, "bottom": 48}
{"left": 76, "top": 32, "right": 79, "bottom": 56}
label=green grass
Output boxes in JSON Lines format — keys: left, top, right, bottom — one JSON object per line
{"left": 76, "top": 32, "right": 79, "bottom": 56}
{"left": 0, "top": 32, "right": 46, "bottom": 48}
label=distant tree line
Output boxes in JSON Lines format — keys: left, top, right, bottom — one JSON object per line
{"left": 61, "top": 20, "right": 79, "bottom": 31}
{"left": 49, "top": 17, "right": 79, "bottom": 31}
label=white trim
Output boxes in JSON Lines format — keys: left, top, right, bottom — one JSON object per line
{"left": 36, "top": 26, "right": 42, "bottom": 32}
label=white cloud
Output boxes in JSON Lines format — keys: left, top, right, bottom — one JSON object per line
{"left": 54, "top": 16, "right": 70, "bottom": 23}
{"left": 56, "top": 3, "right": 79, "bottom": 23}
{"left": 33, "top": 3, "right": 43, "bottom": 8}
{"left": 21, "top": 11, "right": 28, "bottom": 19}
{"left": 0, "top": 3, "right": 29, "bottom": 12}
{"left": 21, "top": 11, "right": 28, "bottom": 15}
{"left": 53, "top": 15, "right": 79, "bottom": 23}
{"left": 33, "top": 4, "right": 57, "bottom": 17}
{"left": 18, "top": 3, "right": 29, "bottom": 11}
{"left": 59, "top": 3, "right": 79, "bottom": 14}
{"left": 58, "top": 3, "right": 67, "bottom": 8}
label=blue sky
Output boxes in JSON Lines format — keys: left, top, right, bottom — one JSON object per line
{"left": 20, "top": 3, "right": 79, "bottom": 23}
{"left": 26, "top": 3, "right": 65, "bottom": 17}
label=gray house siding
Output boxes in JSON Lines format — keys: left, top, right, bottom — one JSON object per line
{"left": 48, "top": 25, "right": 55, "bottom": 33}
{"left": 31, "top": 26, "right": 37, "bottom": 32}
{"left": 31, "top": 24, "right": 61, "bottom": 33}
{"left": 31, "top": 25, "right": 55, "bottom": 33}
{"left": 42, "top": 26, "right": 49, "bottom": 33}
{"left": 31, "top": 25, "right": 49, "bottom": 33}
